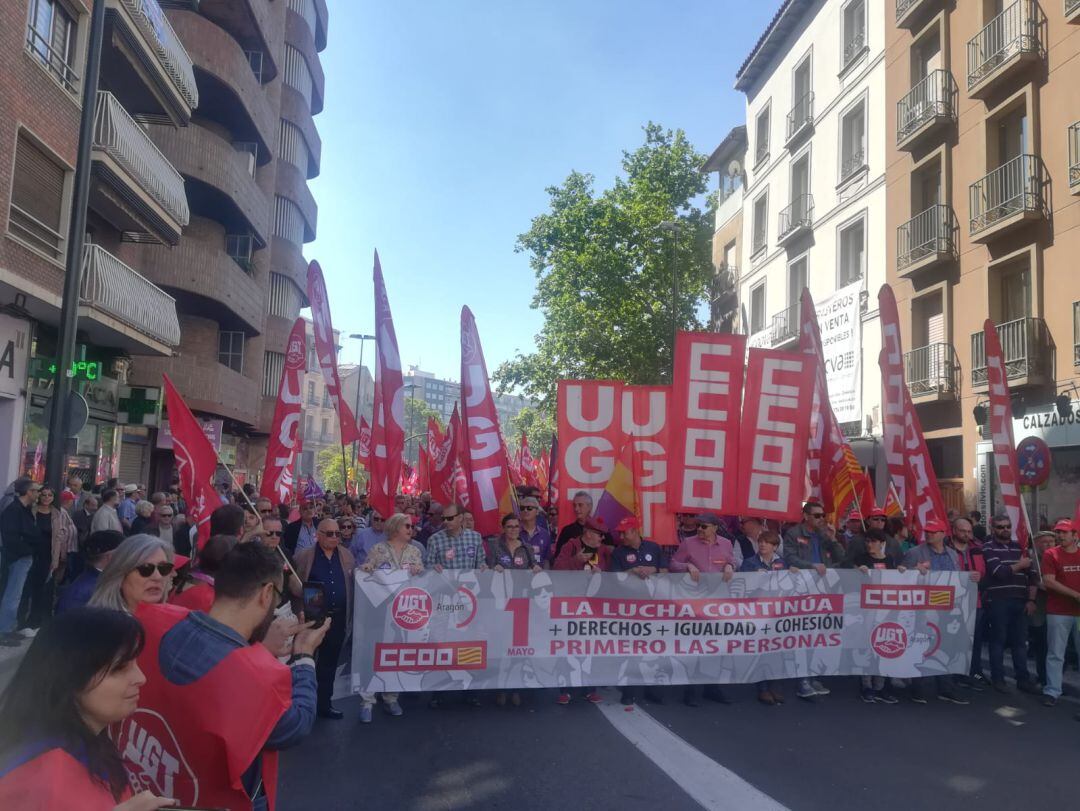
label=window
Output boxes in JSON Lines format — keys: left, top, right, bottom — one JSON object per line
{"left": 234, "top": 142, "right": 258, "bottom": 178}
{"left": 841, "top": 0, "right": 866, "bottom": 69}
{"left": 225, "top": 232, "right": 254, "bottom": 272}
{"left": 838, "top": 216, "right": 865, "bottom": 285}
{"left": 752, "top": 191, "right": 769, "bottom": 255}
{"left": 304, "top": 415, "right": 313, "bottom": 439}
{"left": 788, "top": 256, "right": 807, "bottom": 307}
{"left": 839, "top": 100, "right": 866, "bottom": 182}
{"left": 263, "top": 351, "right": 284, "bottom": 397}
{"left": 27, "top": 0, "right": 78, "bottom": 92}
{"left": 749, "top": 283, "right": 766, "bottom": 334}
{"left": 320, "top": 417, "right": 329, "bottom": 438}
{"left": 283, "top": 44, "right": 314, "bottom": 107}
{"left": 218, "top": 331, "right": 245, "bottom": 373}
{"left": 244, "top": 50, "right": 264, "bottom": 83}
{"left": 274, "top": 196, "right": 306, "bottom": 245}
{"left": 8, "top": 130, "right": 67, "bottom": 260}
{"left": 279, "top": 120, "right": 310, "bottom": 175}
{"left": 754, "top": 105, "right": 771, "bottom": 166}
{"left": 307, "top": 380, "right": 316, "bottom": 402}
{"left": 269, "top": 273, "right": 303, "bottom": 318}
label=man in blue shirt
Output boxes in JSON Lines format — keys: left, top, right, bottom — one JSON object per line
{"left": 117, "top": 483, "right": 140, "bottom": 533}
{"left": 349, "top": 512, "right": 386, "bottom": 566}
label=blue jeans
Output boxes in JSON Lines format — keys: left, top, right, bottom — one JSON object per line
{"left": 1044, "top": 614, "right": 1080, "bottom": 698}
{"left": 987, "top": 598, "right": 1030, "bottom": 685}
{"left": 0, "top": 556, "right": 33, "bottom": 633}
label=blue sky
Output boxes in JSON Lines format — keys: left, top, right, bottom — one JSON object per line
{"left": 310, "top": 0, "right": 778, "bottom": 383}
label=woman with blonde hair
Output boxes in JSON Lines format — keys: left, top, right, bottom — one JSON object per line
{"left": 89, "top": 535, "right": 176, "bottom": 614}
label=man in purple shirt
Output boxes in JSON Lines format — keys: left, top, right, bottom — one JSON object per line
{"left": 518, "top": 497, "right": 552, "bottom": 566}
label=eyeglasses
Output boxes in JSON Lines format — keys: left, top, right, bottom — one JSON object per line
{"left": 443, "top": 515, "right": 459, "bottom": 522}
{"left": 520, "top": 506, "right": 537, "bottom": 511}
{"left": 319, "top": 530, "right": 340, "bottom": 537}
{"left": 134, "top": 562, "right": 174, "bottom": 578}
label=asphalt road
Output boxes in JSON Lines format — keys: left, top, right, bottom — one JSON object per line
{"left": 278, "top": 679, "right": 1079, "bottom": 811}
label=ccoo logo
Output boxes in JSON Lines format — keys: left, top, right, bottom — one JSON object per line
{"left": 870, "top": 622, "right": 908, "bottom": 659}
{"left": 392, "top": 587, "right": 433, "bottom": 630}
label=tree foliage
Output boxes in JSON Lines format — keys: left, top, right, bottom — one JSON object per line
{"left": 504, "top": 406, "right": 555, "bottom": 454}
{"left": 315, "top": 445, "right": 365, "bottom": 493}
{"left": 494, "top": 123, "right": 725, "bottom": 413}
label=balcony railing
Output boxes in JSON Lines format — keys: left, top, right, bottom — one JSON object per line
{"left": 969, "top": 154, "right": 1047, "bottom": 237}
{"left": 770, "top": 305, "right": 800, "bottom": 347}
{"left": 93, "top": 92, "right": 189, "bottom": 227}
{"left": 81, "top": 244, "right": 181, "bottom": 347}
{"left": 119, "top": 0, "right": 199, "bottom": 109}
{"left": 967, "top": 0, "right": 1043, "bottom": 92}
{"left": 904, "top": 343, "right": 960, "bottom": 398}
{"left": 897, "top": 69, "right": 957, "bottom": 146}
{"left": 970, "top": 317, "right": 1054, "bottom": 387}
{"left": 1070, "top": 122, "right": 1080, "bottom": 190}
{"left": 1069, "top": 0, "right": 1080, "bottom": 18}
{"left": 25, "top": 24, "right": 79, "bottom": 93}
{"left": 843, "top": 28, "right": 866, "bottom": 68}
{"left": 840, "top": 147, "right": 866, "bottom": 183}
{"left": 751, "top": 224, "right": 767, "bottom": 256}
{"left": 1074, "top": 301, "right": 1080, "bottom": 366}
{"left": 895, "top": 0, "right": 930, "bottom": 23}
{"left": 778, "top": 194, "right": 814, "bottom": 242}
{"left": 786, "top": 92, "right": 814, "bottom": 143}
{"left": 897, "top": 204, "right": 957, "bottom": 272}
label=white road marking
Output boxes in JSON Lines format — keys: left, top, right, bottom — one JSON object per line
{"left": 595, "top": 691, "right": 791, "bottom": 811}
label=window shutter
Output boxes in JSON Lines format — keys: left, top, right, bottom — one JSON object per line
{"left": 13, "top": 133, "right": 65, "bottom": 230}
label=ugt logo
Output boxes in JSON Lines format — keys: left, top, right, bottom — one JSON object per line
{"left": 870, "top": 622, "right": 908, "bottom": 659}
{"left": 392, "top": 587, "right": 433, "bottom": 630}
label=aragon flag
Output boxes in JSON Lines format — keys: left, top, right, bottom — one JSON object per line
{"left": 594, "top": 435, "right": 638, "bottom": 531}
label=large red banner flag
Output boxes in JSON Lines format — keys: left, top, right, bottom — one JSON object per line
{"left": 622, "top": 385, "right": 676, "bottom": 544}
{"left": 669, "top": 331, "right": 747, "bottom": 514}
{"left": 163, "top": 375, "right": 221, "bottom": 550}
{"left": 260, "top": 318, "right": 306, "bottom": 504}
{"left": 878, "top": 284, "right": 947, "bottom": 538}
{"left": 984, "top": 319, "right": 1032, "bottom": 551}
{"left": 460, "top": 306, "right": 514, "bottom": 535}
{"left": 556, "top": 380, "right": 623, "bottom": 530}
{"left": 735, "top": 348, "right": 816, "bottom": 521}
{"left": 799, "top": 288, "right": 847, "bottom": 510}
{"left": 430, "top": 406, "right": 460, "bottom": 505}
{"left": 368, "top": 252, "right": 405, "bottom": 518}
{"left": 519, "top": 433, "right": 540, "bottom": 489}
{"left": 307, "top": 260, "right": 361, "bottom": 445}
{"left": 356, "top": 415, "right": 372, "bottom": 466}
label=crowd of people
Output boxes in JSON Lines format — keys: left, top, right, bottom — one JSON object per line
{"left": 0, "top": 471, "right": 1077, "bottom": 809}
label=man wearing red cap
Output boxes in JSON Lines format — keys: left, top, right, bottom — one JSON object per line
{"left": 1041, "top": 519, "right": 1080, "bottom": 706}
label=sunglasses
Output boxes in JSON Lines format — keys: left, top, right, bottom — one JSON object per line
{"left": 264, "top": 530, "right": 283, "bottom": 537}
{"left": 134, "top": 562, "right": 174, "bottom": 578}
{"left": 320, "top": 530, "right": 340, "bottom": 537}
{"left": 520, "top": 506, "right": 537, "bottom": 511}
{"left": 443, "top": 515, "right": 460, "bottom": 522}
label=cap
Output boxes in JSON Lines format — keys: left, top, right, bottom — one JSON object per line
{"left": 583, "top": 516, "right": 607, "bottom": 534}
{"left": 519, "top": 496, "right": 540, "bottom": 508}
{"left": 868, "top": 508, "right": 888, "bottom": 518}
{"left": 696, "top": 513, "right": 721, "bottom": 527}
{"left": 922, "top": 518, "right": 948, "bottom": 533}
{"left": 124, "top": 483, "right": 139, "bottom": 494}
{"left": 1054, "top": 519, "right": 1075, "bottom": 532}
{"left": 1036, "top": 530, "right": 1057, "bottom": 540}
{"left": 616, "top": 516, "right": 640, "bottom": 532}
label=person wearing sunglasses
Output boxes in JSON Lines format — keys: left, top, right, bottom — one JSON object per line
{"left": 293, "top": 519, "right": 356, "bottom": 720}
{"left": 349, "top": 511, "right": 386, "bottom": 568}
{"left": 89, "top": 535, "right": 177, "bottom": 614}
{"left": 517, "top": 497, "right": 552, "bottom": 566}
{"left": 424, "top": 504, "right": 487, "bottom": 574}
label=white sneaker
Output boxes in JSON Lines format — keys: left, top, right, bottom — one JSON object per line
{"left": 17, "top": 628, "right": 38, "bottom": 638}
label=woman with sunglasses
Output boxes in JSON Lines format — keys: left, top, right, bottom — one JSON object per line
{"left": 89, "top": 535, "right": 176, "bottom": 614}
{"left": 0, "top": 607, "right": 175, "bottom": 809}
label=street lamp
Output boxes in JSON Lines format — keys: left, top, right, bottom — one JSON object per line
{"left": 347, "top": 333, "right": 374, "bottom": 474}
{"left": 658, "top": 220, "right": 680, "bottom": 380}
{"left": 404, "top": 382, "right": 418, "bottom": 465}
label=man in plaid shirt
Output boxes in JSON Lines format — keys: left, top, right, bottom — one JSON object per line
{"left": 425, "top": 503, "right": 487, "bottom": 572}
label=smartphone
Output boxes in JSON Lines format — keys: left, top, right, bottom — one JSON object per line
{"left": 302, "top": 581, "right": 326, "bottom": 628}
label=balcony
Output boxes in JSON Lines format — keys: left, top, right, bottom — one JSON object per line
{"left": 770, "top": 305, "right": 799, "bottom": 348}
{"left": 1074, "top": 302, "right": 1080, "bottom": 366}
{"left": 80, "top": 244, "right": 181, "bottom": 352}
{"left": 1067, "top": 0, "right": 1080, "bottom": 23}
{"left": 777, "top": 194, "right": 813, "bottom": 246}
{"left": 970, "top": 317, "right": 1054, "bottom": 390}
{"left": 897, "top": 70, "right": 958, "bottom": 151}
{"left": 967, "top": 0, "right": 1045, "bottom": 99}
{"left": 91, "top": 92, "right": 189, "bottom": 245}
{"left": 904, "top": 343, "right": 960, "bottom": 401}
{"left": 786, "top": 92, "right": 814, "bottom": 147}
{"left": 1070, "top": 122, "right": 1080, "bottom": 193}
{"left": 896, "top": 0, "right": 938, "bottom": 30}
{"left": 105, "top": 0, "right": 198, "bottom": 121}
{"left": 969, "top": 154, "right": 1048, "bottom": 242}
{"left": 897, "top": 204, "right": 958, "bottom": 276}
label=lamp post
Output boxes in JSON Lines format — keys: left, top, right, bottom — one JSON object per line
{"left": 347, "top": 333, "right": 374, "bottom": 474}
{"left": 658, "top": 220, "right": 680, "bottom": 380}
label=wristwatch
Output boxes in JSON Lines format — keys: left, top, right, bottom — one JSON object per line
{"left": 286, "top": 653, "right": 314, "bottom": 666}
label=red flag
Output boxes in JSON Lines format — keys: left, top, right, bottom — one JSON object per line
{"left": 430, "top": 406, "right": 460, "bottom": 505}
{"left": 799, "top": 288, "right": 847, "bottom": 511}
{"left": 556, "top": 380, "right": 623, "bottom": 530}
{"left": 536, "top": 449, "right": 550, "bottom": 494}
{"left": 368, "top": 252, "right": 405, "bottom": 518}
{"left": 460, "top": 306, "right": 514, "bottom": 535}
{"left": 984, "top": 319, "right": 1031, "bottom": 551}
{"left": 260, "top": 318, "right": 306, "bottom": 504}
{"left": 356, "top": 415, "right": 372, "bottom": 466}
{"left": 883, "top": 481, "right": 904, "bottom": 517}
{"left": 879, "top": 284, "right": 947, "bottom": 539}
{"left": 508, "top": 443, "right": 523, "bottom": 487}
{"left": 735, "top": 348, "right": 816, "bottom": 521}
{"left": 307, "top": 260, "right": 361, "bottom": 444}
{"left": 163, "top": 375, "right": 221, "bottom": 550}
{"left": 519, "top": 434, "right": 540, "bottom": 489}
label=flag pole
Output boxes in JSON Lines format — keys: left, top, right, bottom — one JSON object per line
{"left": 216, "top": 454, "right": 301, "bottom": 584}
{"left": 847, "top": 474, "right": 866, "bottom": 533}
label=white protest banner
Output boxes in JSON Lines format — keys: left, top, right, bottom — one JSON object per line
{"left": 351, "top": 570, "right": 976, "bottom": 692}
{"left": 815, "top": 281, "right": 862, "bottom": 423}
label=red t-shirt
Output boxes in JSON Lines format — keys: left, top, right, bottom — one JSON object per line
{"left": 1042, "top": 545, "right": 1080, "bottom": 616}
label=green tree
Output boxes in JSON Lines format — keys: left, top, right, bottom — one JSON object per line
{"left": 315, "top": 445, "right": 365, "bottom": 493}
{"left": 403, "top": 397, "right": 444, "bottom": 465}
{"left": 494, "top": 123, "right": 728, "bottom": 412}
{"left": 504, "top": 406, "right": 555, "bottom": 453}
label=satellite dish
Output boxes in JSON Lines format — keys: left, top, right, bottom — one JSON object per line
{"left": 727, "top": 159, "right": 743, "bottom": 177}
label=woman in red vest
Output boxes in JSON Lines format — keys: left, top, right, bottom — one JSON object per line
{"left": 0, "top": 607, "right": 174, "bottom": 810}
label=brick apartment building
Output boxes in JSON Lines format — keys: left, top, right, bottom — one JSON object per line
{"left": 0, "top": 0, "right": 327, "bottom": 491}
{"left": 886, "top": 0, "right": 1080, "bottom": 519}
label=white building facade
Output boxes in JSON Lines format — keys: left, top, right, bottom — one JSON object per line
{"left": 735, "top": 0, "right": 888, "bottom": 476}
